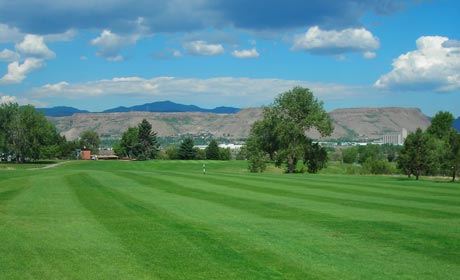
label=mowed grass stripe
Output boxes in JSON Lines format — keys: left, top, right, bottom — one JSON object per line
{"left": 159, "top": 171, "right": 460, "bottom": 219}
{"left": 276, "top": 173, "right": 460, "bottom": 196}
{"left": 208, "top": 172, "right": 460, "bottom": 207}
{"left": 119, "top": 170, "right": 460, "bottom": 265}
{"left": 67, "top": 172, "right": 319, "bottom": 279}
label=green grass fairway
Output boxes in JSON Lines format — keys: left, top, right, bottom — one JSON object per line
{"left": 1, "top": 160, "right": 459, "bottom": 279}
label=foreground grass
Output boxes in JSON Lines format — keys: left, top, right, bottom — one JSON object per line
{"left": 1, "top": 160, "right": 459, "bottom": 279}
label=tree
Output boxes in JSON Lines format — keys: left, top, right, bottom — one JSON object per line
{"left": 205, "top": 139, "right": 220, "bottom": 160}
{"left": 426, "top": 112, "right": 457, "bottom": 178}
{"left": 249, "top": 113, "right": 280, "bottom": 160}
{"left": 426, "top": 111, "right": 454, "bottom": 140}
{"left": 116, "top": 127, "right": 139, "bottom": 158}
{"left": 247, "top": 87, "right": 333, "bottom": 173}
{"left": 357, "top": 144, "right": 383, "bottom": 165}
{"left": 219, "top": 147, "right": 232, "bottom": 160}
{"left": 342, "top": 147, "right": 358, "bottom": 164}
{"left": 398, "top": 128, "right": 436, "bottom": 180}
{"left": 79, "top": 130, "right": 101, "bottom": 154}
{"left": 303, "top": 141, "right": 328, "bottom": 173}
{"left": 165, "top": 145, "right": 179, "bottom": 160}
{"left": 178, "top": 137, "right": 196, "bottom": 160}
{"left": 136, "top": 119, "right": 160, "bottom": 160}
{"left": 446, "top": 129, "right": 460, "bottom": 181}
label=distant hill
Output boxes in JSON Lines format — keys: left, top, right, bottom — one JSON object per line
{"left": 36, "top": 106, "right": 89, "bottom": 117}
{"left": 48, "top": 107, "right": 431, "bottom": 142}
{"left": 37, "top": 101, "right": 240, "bottom": 117}
{"left": 102, "top": 101, "right": 240, "bottom": 114}
{"left": 454, "top": 117, "right": 460, "bottom": 132}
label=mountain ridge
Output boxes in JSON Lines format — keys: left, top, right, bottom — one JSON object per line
{"left": 38, "top": 101, "right": 240, "bottom": 117}
{"left": 36, "top": 106, "right": 89, "bottom": 117}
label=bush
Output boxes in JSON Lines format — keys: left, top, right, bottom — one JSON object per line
{"left": 363, "top": 159, "right": 394, "bottom": 175}
{"left": 248, "top": 152, "right": 267, "bottom": 173}
{"left": 342, "top": 148, "right": 358, "bottom": 164}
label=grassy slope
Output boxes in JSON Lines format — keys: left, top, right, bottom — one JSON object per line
{"left": 0, "top": 160, "right": 459, "bottom": 279}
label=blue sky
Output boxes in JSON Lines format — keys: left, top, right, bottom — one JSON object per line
{"left": 0, "top": 0, "right": 459, "bottom": 116}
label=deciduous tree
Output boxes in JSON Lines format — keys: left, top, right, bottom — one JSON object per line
{"left": 398, "top": 128, "right": 436, "bottom": 180}
{"left": 247, "top": 87, "right": 333, "bottom": 173}
{"left": 79, "top": 130, "right": 101, "bottom": 154}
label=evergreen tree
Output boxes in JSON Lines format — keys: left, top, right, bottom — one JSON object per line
{"left": 178, "top": 137, "right": 196, "bottom": 160}
{"left": 205, "top": 140, "right": 220, "bottom": 160}
{"left": 136, "top": 119, "right": 159, "bottom": 160}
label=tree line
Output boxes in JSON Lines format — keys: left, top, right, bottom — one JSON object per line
{"left": 0, "top": 102, "right": 107, "bottom": 162}
{"left": 332, "top": 111, "right": 460, "bottom": 181}
{"left": 113, "top": 120, "right": 231, "bottom": 160}
{"left": 0, "top": 103, "right": 71, "bottom": 162}
{"left": 398, "top": 111, "right": 460, "bottom": 181}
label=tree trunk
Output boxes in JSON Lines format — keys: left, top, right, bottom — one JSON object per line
{"left": 287, "top": 156, "right": 297, "bottom": 173}
{"left": 452, "top": 170, "right": 456, "bottom": 182}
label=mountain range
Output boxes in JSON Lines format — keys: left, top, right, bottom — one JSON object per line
{"left": 38, "top": 101, "right": 240, "bottom": 117}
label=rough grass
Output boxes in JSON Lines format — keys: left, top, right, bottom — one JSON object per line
{"left": 1, "top": 160, "right": 459, "bottom": 279}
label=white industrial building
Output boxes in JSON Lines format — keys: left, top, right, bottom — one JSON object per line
{"left": 382, "top": 128, "right": 408, "bottom": 145}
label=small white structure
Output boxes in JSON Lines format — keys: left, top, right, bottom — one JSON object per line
{"left": 218, "top": 143, "right": 243, "bottom": 151}
{"left": 194, "top": 144, "right": 243, "bottom": 151}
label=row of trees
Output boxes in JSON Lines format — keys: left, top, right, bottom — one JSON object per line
{"left": 246, "top": 87, "right": 333, "bottom": 173}
{"left": 114, "top": 121, "right": 232, "bottom": 161}
{"left": 0, "top": 102, "right": 108, "bottom": 162}
{"left": 163, "top": 138, "right": 231, "bottom": 160}
{"left": 0, "top": 103, "right": 73, "bottom": 162}
{"left": 398, "top": 112, "right": 460, "bottom": 181}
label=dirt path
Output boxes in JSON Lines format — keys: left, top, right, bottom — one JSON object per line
{"left": 28, "top": 161, "right": 70, "bottom": 170}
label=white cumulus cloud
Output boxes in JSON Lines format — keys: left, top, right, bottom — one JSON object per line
{"left": 375, "top": 36, "right": 460, "bottom": 92}
{"left": 232, "top": 48, "right": 260, "bottom": 59}
{"left": 15, "top": 34, "right": 56, "bottom": 59}
{"left": 91, "top": 30, "right": 128, "bottom": 61}
{"left": 0, "top": 49, "right": 20, "bottom": 62}
{"left": 0, "top": 58, "right": 44, "bottom": 84}
{"left": 91, "top": 18, "right": 150, "bottom": 61}
{"left": 0, "top": 95, "right": 18, "bottom": 104}
{"left": 183, "top": 41, "right": 224, "bottom": 56}
{"left": 44, "top": 29, "right": 77, "bottom": 42}
{"left": 291, "top": 26, "right": 379, "bottom": 58}
{"left": 0, "top": 94, "right": 46, "bottom": 107}
{"left": 29, "top": 76, "right": 370, "bottom": 108}
{"left": 0, "top": 23, "right": 23, "bottom": 43}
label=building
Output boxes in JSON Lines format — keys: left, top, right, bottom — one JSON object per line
{"left": 81, "top": 149, "right": 91, "bottom": 160}
{"left": 382, "top": 128, "right": 407, "bottom": 145}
